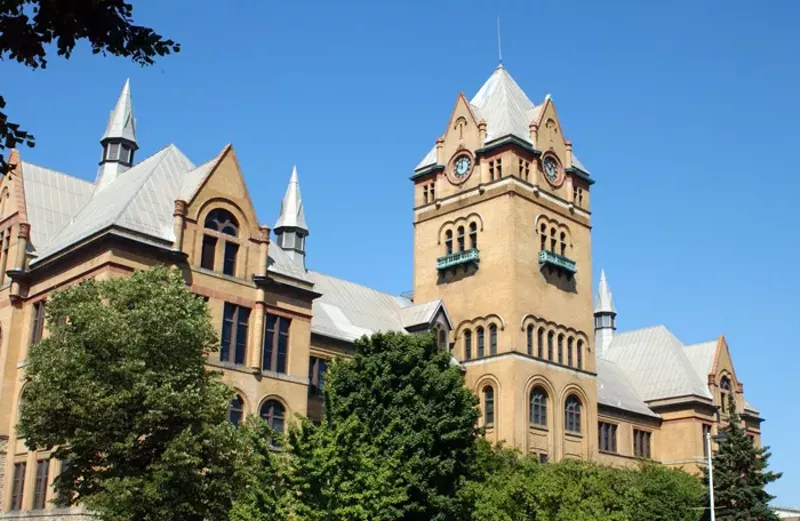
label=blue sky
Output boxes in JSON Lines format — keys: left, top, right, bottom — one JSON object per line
{"left": 4, "top": 0, "right": 798, "bottom": 504}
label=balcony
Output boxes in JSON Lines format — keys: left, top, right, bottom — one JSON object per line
{"left": 539, "top": 250, "right": 577, "bottom": 275}
{"left": 437, "top": 248, "right": 480, "bottom": 271}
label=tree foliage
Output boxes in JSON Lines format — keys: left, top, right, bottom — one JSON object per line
{"left": 286, "top": 331, "right": 480, "bottom": 521}
{"left": 703, "top": 395, "right": 781, "bottom": 521}
{"left": 0, "top": 0, "right": 180, "bottom": 173}
{"left": 18, "top": 267, "right": 244, "bottom": 521}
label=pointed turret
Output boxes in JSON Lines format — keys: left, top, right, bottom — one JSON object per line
{"left": 594, "top": 269, "right": 617, "bottom": 358}
{"left": 95, "top": 79, "right": 139, "bottom": 192}
{"left": 274, "top": 166, "right": 308, "bottom": 267}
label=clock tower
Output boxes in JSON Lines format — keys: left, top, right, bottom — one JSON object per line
{"left": 411, "top": 65, "right": 597, "bottom": 461}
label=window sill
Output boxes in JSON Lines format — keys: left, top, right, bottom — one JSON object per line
{"left": 599, "top": 449, "right": 619, "bottom": 456}
{"left": 194, "top": 266, "right": 256, "bottom": 288}
{"left": 529, "top": 424, "right": 549, "bottom": 433}
{"left": 565, "top": 430, "right": 583, "bottom": 439}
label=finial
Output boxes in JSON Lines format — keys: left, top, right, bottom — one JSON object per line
{"left": 497, "top": 16, "right": 503, "bottom": 66}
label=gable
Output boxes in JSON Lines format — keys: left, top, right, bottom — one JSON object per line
{"left": 0, "top": 150, "right": 26, "bottom": 226}
{"left": 535, "top": 98, "right": 568, "bottom": 163}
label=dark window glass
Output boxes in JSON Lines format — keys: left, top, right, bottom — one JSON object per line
{"left": 260, "top": 399, "right": 286, "bottom": 435}
{"left": 221, "top": 303, "right": 249, "bottom": 365}
{"left": 201, "top": 235, "right": 217, "bottom": 270}
{"left": 11, "top": 462, "right": 26, "bottom": 510}
{"left": 223, "top": 242, "right": 239, "bottom": 276}
{"left": 538, "top": 453, "right": 548, "bottom": 464}
{"left": 557, "top": 334, "right": 564, "bottom": 364}
{"left": 457, "top": 226, "right": 465, "bottom": 252}
{"left": 438, "top": 328, "right": 447, "bottom": 348}
{"left": 469, "top": 222, "right": 478, "bottom": 249}
{"left": 577, "top": 340, "right": 583, "bottom": 370}
{"left": 445, "top": 231, "right": 453, "bottom": 255}
{"left": 309, "top": 357, "right": 328, "bottom": 397}
{"left": 539, "top": 224, "right": 547, "bottom": 251}
{"left": 599, "top": 422, "right": 618, "bottom": 453}
{"left": 547, "top": 331, "right": 554, "bottom": 361}
{"left": 567, "top": 337, "right": 574, "bottom": 367}
{"left": 489, "top": 324, "right": 497, "bottom": 355}
{"left": 31, "top": 300, "right": 46, "bottom": 345}
{"left": 228, "top": 395, "right": 244, "bottom": 426}
{"left": 530, "top": 387, "right": 547, "bottom": 427}
{"left": 204, "top": 209, "right": 239, "bottom": 236}
{"left": 264, "top": 314, "right": 291, "bottom": 374}
{"left": 464, "top": 330, "right": 472, "bottom": 360}
{"left": 476, "top": 327, "right": 485, "bottom": 358}
{"left": 565, "top": 395, "right": 582, "bottom": 433}
{"left": 537, "top": 328, "right": 544, "bottom": 358}
{"left": 560, "top": 232, "right": 567, "bottom": 255}
{"left": 33, "top": 459, "right": 50, "bottom": 510}
{"left": 634, "top": 429, "right": 652, "bottom": 458}
{"left": 483, "top": 386, "right": 495, "bottom": 426}
{"left": 526, "top": 325, "right": 533, "bottom": 355}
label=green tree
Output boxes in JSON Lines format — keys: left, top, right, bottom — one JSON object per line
{"left": 623, "top": 462, "right": 705, "bottom": 521}
{"left": 18, "top": 267, "right": 244, "bottom": 521}
{"left": 288, "top": 332, "right": 480, "bottom": 521}
{"left": 704, "top": 395, "right": 781, "bottom": 521}
{"left": 0, "top": 0, "right": 179, "bottom": 173}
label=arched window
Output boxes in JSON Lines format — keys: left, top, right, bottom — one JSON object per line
{"left": 464, "top": 330, "right": 473, "bottom": 360}
{"left": 476, "top": 327, "right": 485, "bottom": 358}
{"left": 530, "top": 387, "right": 548, "bottom": 427}
{"left": 539, "top": 223, "right": 547, "bottom": 250}
{"left": 537, "top": 327, "right": 544, "bottom": 358}
{"left": 547, "top": 331, "right": 554, "bottom": 361}
{"left": 720, "top": 376, "right": 733, "bottom": 413}
{"left": 526, "top": 325, "right": 534, "bottom": 355}
{"left": 457, "top": 226, "right": 465, "bottom": 252}
{"left": 489, "top": 324, "right": 498, "bottom": 355}
{"left": 445, "top": 230, "right": 453, "bottom": 255}
{"left": 559, "top": 232, "right": 567, "bottom": 256}
{"left": 204, "top": 209, "right": 239, "bottom": 236}
{"left": 483, "top": 386, "right": 495, "bottom": 427}
{"left": 228, "top": 395, "right": 244, "bottom": 426}
{"left": 557, "top": 334, "right": 564, "bottom": 364}
{"left": 469, "top": 222, "right": 478, "bottom": 249}
{"left": 438, "top": 328, "right": 447, "bottom": 349}
{"left": 567, "top": 337, "right": 574, "bottom": 367}
{"left": 576, "top": 340, "right": 584, "bottom": 370}
{"left": 259, "top": 399, "right": 286, "bottom": 435}
{"left": 550, "top": 228, "right": 557, "bottom": 252}
{"left": 565, "top": 395, "right": 582, "bottom": 433}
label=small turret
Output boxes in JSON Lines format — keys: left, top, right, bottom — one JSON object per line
{"left": 95, "top": 79, "right": 138, "bottom": 192}
{"left": 594, "top": 269, "right": 617, "bottom": 358}
{"left": 274, "top": 166, "right": 308, "bottom": 267}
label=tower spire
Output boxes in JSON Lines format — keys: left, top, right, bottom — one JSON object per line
{"left": 594, "top": 269, "right": 617, "bottom": 358}
{"left": 274, "top": 166, "right": 309, "bottom": 267}
{"left": 496, "top": 16, "right": 503, "bottom": 66}
{"left": 95, "top": 79, "right": 139, "bottom": 193}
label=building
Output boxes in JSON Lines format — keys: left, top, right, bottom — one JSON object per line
{"left": 0, "top": 67, "right": 763, "bottom": 518}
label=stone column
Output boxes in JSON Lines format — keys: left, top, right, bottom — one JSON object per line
{"left": 173, "top": 200, "right": 188, "bottom": 252}
{"left": 249, "top": 225, "right": 271, "bottom": 370}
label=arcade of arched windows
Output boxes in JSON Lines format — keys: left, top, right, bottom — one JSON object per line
{"left": 535, "top": 215, "right": 572, "bottom": 258}
{"left": 522, "top": 315, "right": 588, "bottom": 371}
{"left": 455, "top": 314, "right": 504, "bottom": 361}
{"left": 438, "top": 214, "right": 484, "bottom": 256}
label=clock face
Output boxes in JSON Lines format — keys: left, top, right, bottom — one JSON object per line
{"left": 543, "top": 156, "right": 559, "bottom": 182}
{"left": 454, "top": 155, "right": 472, "bottom": 178}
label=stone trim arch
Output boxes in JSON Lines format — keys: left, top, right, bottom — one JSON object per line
{"left": 454, "top": 313, "right": 506, "bottom": 339}
{"left": 437, "top": 212, "right": 485, "bottom": 245}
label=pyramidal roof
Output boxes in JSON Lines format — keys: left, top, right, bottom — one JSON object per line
{"left": 469, "top": 64, "right": 540, "bottom": 144}
{"left": 101, "top": 79, "right": 137, "bottom": 145}
{"left": 274, "top": 166, "right": 307, "bottom": 232}
{"left": 594, "top": 269, "right": 616, "bottom": 314}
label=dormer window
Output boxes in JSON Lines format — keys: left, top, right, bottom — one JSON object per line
{"left": 201, "top": 209, "right": 240, "bottom": 276}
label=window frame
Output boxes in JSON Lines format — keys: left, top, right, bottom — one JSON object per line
{"left": 31, "top": 300, "right": 45, "bottom": 346}
{"left": 633, "top": 429, "right": 652, "bottom": 459}
{"left": 476, "top": 327, "right": 485, "bottom": 358}
{"left": 11, "top": 462, "right": 26, "bottom": 511}
{"left": 223, "top": 241, "right": 239, "bottom": 277}
{"left": 599, "top": 422, "right": 618, "bottom": 453}
{"left": 469, "top": 222, "right": 478, "bottom": 249}
{"left": 530, "top": 387, "right": 548, "bottom": 427}
{"left": 263, "top": 313, "right": 291, "bottom": 374}
{"left": 309, "top": 357, "right": 328, "bottom": 397}
{"left": 260, "top": 399, "right": 286, "bottom": 436}
{"left": 564, "top": 395, "right": 582, "bottom": 434}
{"left": 464, "top": 330, "right": 472, "bottom": 360}
{"left": 483, "top": 386, "right": 495, "bottom": 427}
{"left": 228, "top": 395, "right": 245, "bottom": 426}
{"left": 489, "top": 324, "right": 497, "bottom": 355}
{"left": 221, "top": 302, "right": 250, "bottom": 365}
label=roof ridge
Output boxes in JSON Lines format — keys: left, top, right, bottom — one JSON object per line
{"left": 308, "top": 269, "right": 400, "bottom": 298}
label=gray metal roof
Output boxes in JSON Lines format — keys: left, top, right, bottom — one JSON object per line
{"left": 594, "top": 269, "right": 616, "bottom": 314}
{"left": 596, "top": 358, "right": 659, "bottom": 418}
{"left": 603, "top": 325, "right": 713, "bottom": 402}
{"left": 20, "top": 162, "right": 95, "bottom": 253}
{"left": 399, "top": 299, "right": 447, "bottom": 329}
{"left": 179, "top": 149, "right": 225, "bottom": 201}
{"left": 470, "top": 64, "right": 537, "bottom": 144}
{"left": 274, "top": 166, "right": 307, "bottom": 232}
{"left": 101, "top": 79, "right": 137, "bottom": 145}
{"left": 683, "top": 340, "right": 760, "bottom": 415}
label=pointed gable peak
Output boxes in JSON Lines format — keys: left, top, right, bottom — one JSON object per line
{"left": 468, "top": 65, "right": 537, "bottom": 144}
{"left": 102, "top": 78, "right": 137, "bottom": 146}
{"left": 274, "top": 165, "right": 308, "bottom": 232}
{"left": 595, "top": 269, "right": 617, "bottom": 314}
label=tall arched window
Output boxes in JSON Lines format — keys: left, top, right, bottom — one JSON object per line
{"left": 550, "top": 228, "right": 557, "bottom": 252}
{"left": 576, "top": 340, "right": 583, "bottom": 370}
{"left": 202, "top": 209, "right": 240, "bottom": 275}
{"left": 469, "top": 222, "right": 478, "bottom": 249}
{"left": 489, "top": 324, "right": 498, "bottom": 355}
{"left": 539, "top": 224, "right": 547, "bottom": 251}
{"left": 557, "top": 334, "right": 564, "bottom": 364}
{"left": 259, "top": 399, "right": 286, "bottom": 435}
{"left": 567, "top": 337, "right": 574, "bottom": 367}
{"left": 720, "top": 376, "right": 733, "bottom": 413}
{"left": 464, "top": 330, "right": 472, "bottom": 360}
{"left": 445, "top": 230, "right": 453, "bottom": 255}
{"left": 526, "top": 325, "right": 534, "bottom": 355}
{"left": 565, "top": 395, "right": 582, "bottom": 433}
{"left": 559, "top": 232, "right": 567, "bottom": 256}
{"left": 547, "top": 331, "right": 554, "bottom": 361}
{"left": 476, "top": 327, "right": 485, "bottom": 358}
{"left": 530, "top": 387, "right": 548, "bottom": 427}
{"left": 228, "top": 395, "right": 244, "bottom": 426}
{"left": 457, "top": 226, "right": 465, "bottom": 252}
{"left": 483, "top": 386, "right": 495, "bottom": 427}
{"left": 537, "top": 328, "right": 544, "bottom": 358}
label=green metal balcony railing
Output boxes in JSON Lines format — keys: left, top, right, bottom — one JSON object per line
{"left": 437, "top": 248, "right": 480, "bottom": 270}
{"left": 539, "top": 250, "right": 577, "bottom": 275}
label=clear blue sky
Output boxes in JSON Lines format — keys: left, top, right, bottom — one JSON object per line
{"left": 4, "top": 0, "right": 798, "bottom": 504}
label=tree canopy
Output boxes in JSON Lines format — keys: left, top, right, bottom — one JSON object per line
{"left": 0, "top": 0, "right": 179, "bottom": 173}
{"left": 18, "top": 267, "right": 244, "bottom": 521}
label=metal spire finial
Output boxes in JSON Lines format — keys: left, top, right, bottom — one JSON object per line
{"left": 497, "top": 16, "right": 503, "bottom": 66}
